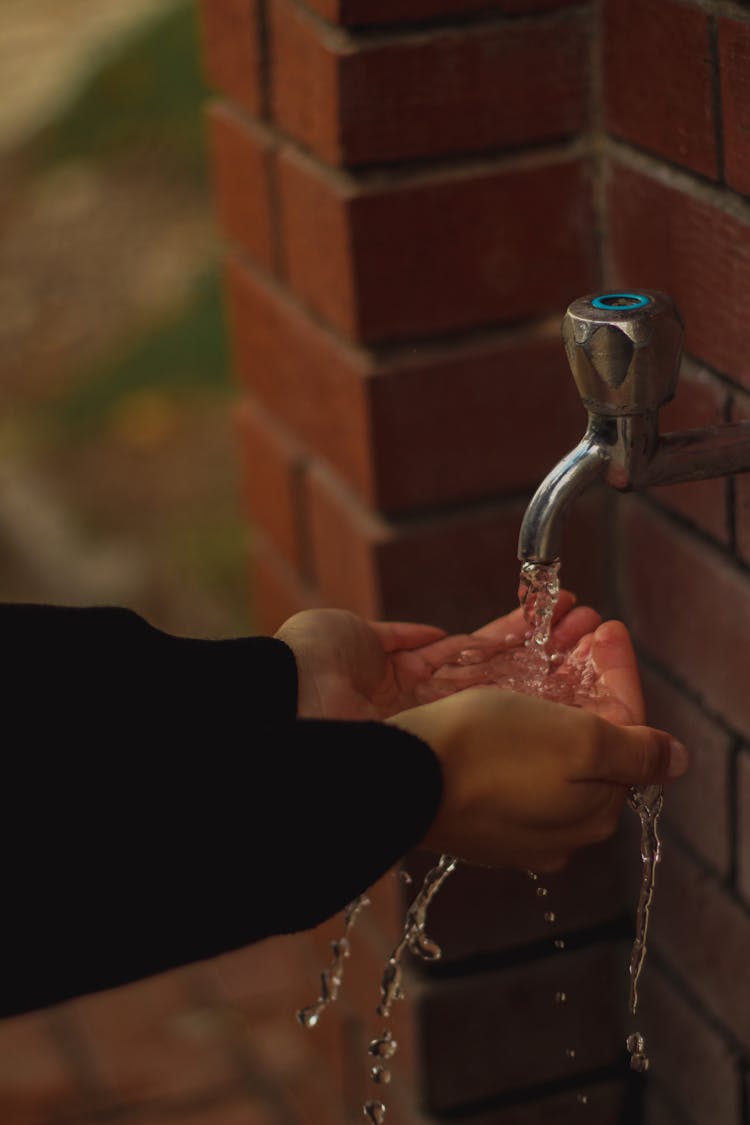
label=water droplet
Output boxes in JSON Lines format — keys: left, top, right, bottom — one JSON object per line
{"left": 369, "top": 1032, "right": 398, "bottom": 1059}
{"left": 544, "top": 911, "right": 557, "bottom": 923}
{"left": 626, "top": 1033, "right": 644, "bottom": 1055}
{"left": 536, "top": 886, "right": 548, "bottom": 897}
{"left": 554, "top": 991, "right": 567, "bottom": 1004}
{"left": 363, "top": 1101, "right": 386, "bottom": 1124}
{"left": 554, "top": 939, "right": 566, "bottom": 950}
{"left": 565, "top": 1047, "right": 577, "bottom": 1060}
{"left": 371, "top": 1066, "right": 391, "bottom": 1085}
{"left": 577, "top": 1093, "right": 589, "bottom": 1105}
{"left": 297, "top": 1007, "right": 319, "bottom": 1028}
{"left": 526, "top": 870, "right": 539, "bottom": 881}
{"left": 332, "top": 937, "right": 350, "bottom": 957}
{"left": 630, "top": 1053, "right": 650, "bottom": 1073}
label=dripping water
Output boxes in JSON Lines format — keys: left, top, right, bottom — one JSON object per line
{"left": 377, "top": 854, "right": 457, "bottom": 1019}
{"left": 296, "top": 894, "right": 370, "bottom": 1028}
{"left": 623, "top": 783, "right": 663, "bottom": 1073}
{"left": 360, "top": 856, "right": 457, "bottom": 1123}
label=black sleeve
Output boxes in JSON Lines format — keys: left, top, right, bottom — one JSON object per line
{"left": 0, "top": 604, "right": 443, "bottom": 1017}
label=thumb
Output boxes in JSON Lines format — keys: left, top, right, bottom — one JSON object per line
{"left": 592, "top": 722, "right": 689, "bottom": 787}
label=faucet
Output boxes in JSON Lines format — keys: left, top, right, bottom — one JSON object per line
{"left": 518, "top": 290, "right": 750, "bottom": 566}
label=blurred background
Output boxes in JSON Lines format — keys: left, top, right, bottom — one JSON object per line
{"left": 0, "top": 0, "right": 251, "bottom": 637}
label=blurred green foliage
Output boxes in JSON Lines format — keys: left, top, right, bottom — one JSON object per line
{"left": 30, "top": 0, "right": 231, "bottom": 440}
{"left": 46, "top": 274, "right": 229, "bottom": 440}
{"left": 32, "top": 0, "right": 208, "bottom": 181}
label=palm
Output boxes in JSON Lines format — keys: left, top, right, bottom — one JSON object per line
{"left": 276, "top": 600, "right": 644, "bottom": 727}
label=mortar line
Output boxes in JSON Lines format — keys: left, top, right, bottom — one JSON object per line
{"left": 727, "top": 737, "right": 743, "bottom": 891}
{"left": 635, "top": 644, "right": 749, "bottom": 744}
{"left": 430, "top": 1062, "right": 624, "bottom": 1120}
{"left": 289, "top": 0, "right": 591, "bottom": 46}
{"left": 605, "top": 136, "right": 750, "bottom": 225}
{"left": 647, "top": 947, "right": 750, "bottom": 1060}
{"left": 638, "top": 490, "right": 750, "bottom": 580}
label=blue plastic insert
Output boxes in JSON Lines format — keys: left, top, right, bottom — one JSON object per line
{"left": 592, "top": 292, "right": 651, "bottom": 310}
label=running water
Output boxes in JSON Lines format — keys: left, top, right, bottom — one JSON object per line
{"left": 296, "top": 894, "right": 370, "bottom": 1028}
{"left": 624, "top": 783, "right": 663, "bottom": 1072}
{"left": 362, "top": 856, "right": 457, "bottom": 1123}
{"left": 377, "top": 853, "right": 457, "bottom": 1019}
{"left": 414, "top": 562, "right": 598, "bottom": 707}
{"left": 299, "top": 558, "right": 664, "bottom": 1104}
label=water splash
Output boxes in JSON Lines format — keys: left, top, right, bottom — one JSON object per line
{"left": 363, "top": 1100, "right": 386, "bottom": 1123}
{"left": 369, "top": 1031, "right": 398, "bottom": 1059}
{"left": 627, "top": 784, "right": 663, "bottom": 1015}
{"left": 415, "top": 562, "right": 598, "bottom": 708}
{"left": 296, "top": 894, "right": 370, "bottom": 1027}
{"left": 377, "top": 854, "right": 457, "bottom": 1018}
{"left": 626, "top": 1031, "right": 650, "bottom": 1072}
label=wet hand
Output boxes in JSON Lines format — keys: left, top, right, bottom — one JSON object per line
{"left": 275, "top": 597, "right": 588, "bottom": 720}
{"left": 386, "top": 688, "right": 688, "bottom": 872}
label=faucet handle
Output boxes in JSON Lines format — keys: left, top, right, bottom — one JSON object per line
{"left": 563, "top": 290, "right": 684, "bottom": 416}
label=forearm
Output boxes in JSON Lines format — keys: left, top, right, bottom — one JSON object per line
{"left": 0, "top": 604, "right": 442, "bottom": 1016}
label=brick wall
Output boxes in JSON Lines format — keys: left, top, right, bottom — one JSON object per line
{"left": 202, "top": 2, "right": 750, "bottom": 1124}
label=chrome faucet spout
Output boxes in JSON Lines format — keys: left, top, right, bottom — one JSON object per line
{"left": 517, "top": 289, "right": 750, "bottom": 568}
{"left": 518, "top": 432, "right": 608, "bottom": 565}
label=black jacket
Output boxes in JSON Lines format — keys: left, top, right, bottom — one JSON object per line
{"left": 0, "top": 603, "right": 443, "bottom": 1017}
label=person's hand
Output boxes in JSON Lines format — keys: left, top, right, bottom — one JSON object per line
{"left": 274, "top": 595, "right": 587, "bottom": 720}
{"left": 386, "top": 688, "right": 688, "bottom": 872}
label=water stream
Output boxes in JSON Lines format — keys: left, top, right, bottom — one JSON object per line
{"left": 299, "top": 559, "right": 664, "bottom": 1109}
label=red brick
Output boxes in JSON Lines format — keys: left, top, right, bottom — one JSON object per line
{"left": 235, "top": 398, "right": 308, "bottom": 571}
{"left": 650, "top": 842, "right": 750, "bottom": 1047}
{"left": 304, "top": 462, "right": 388, "bottom": 619}
{"left": 209, "top": 934, "right": 313, "bottom": 1012}
{"left": 279, "top": 147, "right": 597, "bottom": 344}
{"left": 451, "top": 1083, "right": 624, "bottom": 1125}
{"left": 638, "top": 969, "right": 741, "bottom": 1125}
{"left": 306, "top": 0, "right": 584, "bottom": 26}
{"left": 71, "top": 968, "right": 236, "bottom": 1104}
{"left": 720, "top": 18, "right": 750, "bottom": 198}
{"left": 643, "top": 1089, "right": 692, "bottom": 1125}
{"left": 369, "top": 331, "right": 585, "bottom": 513}
{"left": 208, "top": 105, "right": 277, "bottom": 271}
{"left": 404, "top": 837, "right": 626, "bottom": 963}
{"left": 227, "top": 255, "right": 591, "bottom": 514}
{"left": 271, "top": 0, "right": 588, "bottom": 166}
{"left": 652, "top": 364, "right": 729, "bottom": 544}
{"left": 306, "top": 461, "right": 614, "bottom": 635}
{"left": 603, "top": 0, "right": 717, "bottom": 180}
{"left": 739, "top": 749, "right": 750, "bottom": 906}
{"left": 251, "top": 534, "right": 320, "bottom": 634}
{"left": 620, "top": 498, "right": 750, "bottom": 740}
{"left": 139, "top": 1098, "right": 279, "bottom": 1125}
{"left": 226, "top": 258, "right": 372, "bottom": 496}
{"left": 642, "top": 667, "right": 732, "bottom": 877}
{"left": 419, "top": 943, "right": 624, "bottom": 1111}
{"left": 199, "top": 0, "right": 263, "bottom": 115}
{"left": 0, "top": 1010, "right": 89, "bottom": 1125}
{"left": 732, "top": 390, "right": 750, "bottom": 565}
{"left": 608, "top": 162, "right": 750, "bottom": 390}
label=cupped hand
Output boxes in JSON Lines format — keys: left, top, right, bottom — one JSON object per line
{"left": 387, "top": 688, "right": 687, "bottom": 872}
{"left": 275, "top": 594, "right": 589, "bottom": 720}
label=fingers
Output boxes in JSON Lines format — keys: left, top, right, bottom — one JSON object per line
{"left": 369, "top": 621, "right": 447, "bottom": 652}
{"left": 471, "top": 590, "right": 577, "bottom": 645}
{"left": 580, "top": 719, "right": 689, "bottom": 787}
{"left": 587, "top": 619, "right": 644, "bottom": 725}
{"left": 550, "top": 605, "right": 602, "bottom": 652}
